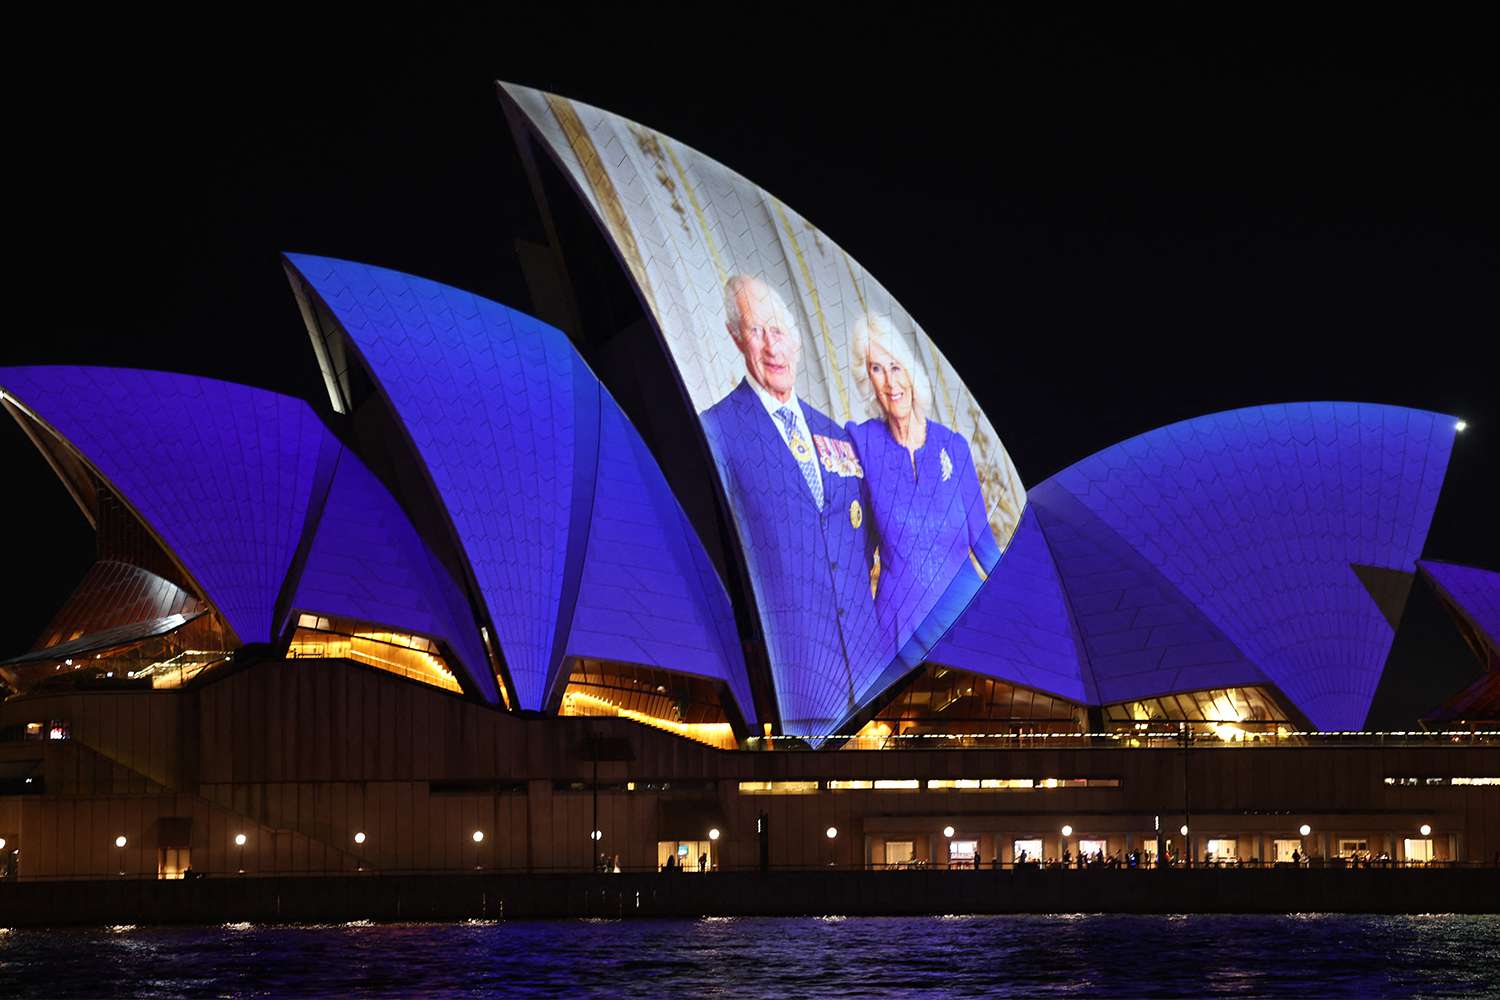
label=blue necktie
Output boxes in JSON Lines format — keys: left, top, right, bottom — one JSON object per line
{"left": 775, "top": 406, "right": 824, "bottom": 509}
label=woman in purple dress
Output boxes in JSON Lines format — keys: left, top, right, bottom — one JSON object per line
{"left": 845, "top": 313, "right": 1000, "bottom": 674}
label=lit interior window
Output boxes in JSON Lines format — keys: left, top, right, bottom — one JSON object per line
{"left": 558, "top": 659, "right": 737, "bottom": 750}
{"left": 287, "top": 613, "right": 461, "bottom": 693}
{"left": 737, "top": 781, "right": 819, "bottom": 795}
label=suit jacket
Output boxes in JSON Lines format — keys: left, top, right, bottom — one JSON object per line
{"left": 701, "top": 378, "right": 885, "bottom": 734}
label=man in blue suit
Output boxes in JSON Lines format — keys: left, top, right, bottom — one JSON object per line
{"left": 700, "top": 275, "right": 885, "bottom": 737}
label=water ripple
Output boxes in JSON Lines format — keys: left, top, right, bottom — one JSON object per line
{"left": 0, "top": 915, "right": 1497, "bottom": 998}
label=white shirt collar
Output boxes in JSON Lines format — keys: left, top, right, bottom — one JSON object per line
{"left": 745, "top": 374, "right": 807, "bottom": 446}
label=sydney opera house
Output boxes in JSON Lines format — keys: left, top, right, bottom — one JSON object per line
{"left": 1, "top": 84, "right": 1496, "bottom": 883}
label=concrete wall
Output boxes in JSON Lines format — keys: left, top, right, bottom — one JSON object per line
{"left": 2, "top": 868, "right": 1497, "bottom": 926}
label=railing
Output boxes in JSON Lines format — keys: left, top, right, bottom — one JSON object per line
{"left": 754, "top": 730, "right": 1500, "bottom": 751}
{"left": 3, "top": 859, "right": 1495, "bottom": 883}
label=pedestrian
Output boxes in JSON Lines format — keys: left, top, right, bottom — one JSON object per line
{"left": 699, "top": 851, "right": 708, "bottom": 873}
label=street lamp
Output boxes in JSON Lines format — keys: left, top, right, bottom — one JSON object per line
{"left": 1061, "top": 825, "right": 1073, "bottom": 838}
{"left": 115, "top": 835, "right": 127, "bottom": 876}
{"left": 826, "top": 826, "right": 838, "bottom": 839}
{"left": 1299, "top": 824, "right": 1312, "bottom": 837}
{"left": 472, "top": 830, "right": 485, "bottom": 843}
{"left": 1420, "top": 824, "right": 1432, "bottom": 837}
{"left": 235, "top": 833, "right": 247, "bottom": 874}
{"left": 354, "top": 831, "right": 366, "bottom": 845}
{"left": 943, "top": 825, "right": 956, "bottom": 838}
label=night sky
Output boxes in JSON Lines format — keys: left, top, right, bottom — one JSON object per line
{"left": 5, "top": 12, "right": 1495, "bottom": 656}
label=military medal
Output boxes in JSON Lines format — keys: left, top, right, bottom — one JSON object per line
{"left": 789, "top": 431, "right": 814, "bottom": 463}
{"left": 849, "top": 499, "right": 863, "bottom": 528}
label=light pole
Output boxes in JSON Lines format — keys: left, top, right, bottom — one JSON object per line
{"left": 1180, "top": 723, "right": 1192, "bottom": 867}
{"left": 1061, "top": 824, "right": 1073, "bottom": 867}
{"left": 354, "top": 831, "right": 366, "bottom": 872}
{"left": 115, "top": 835, "right": 127, "bottom": 876}
{"left": 708, "top": 827, "right": 720, "bottom": 872}
{"left": 943, "top": 826, "right": 956, "bottom": 869}
{"left": 826, "top": 826, "right": 838, "bottom": 868}
{"left": 235, "top": 833, "right": 247, "bottom": 874}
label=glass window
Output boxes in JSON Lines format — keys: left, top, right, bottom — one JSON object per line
{"left": 737, "top": 781, "right": 818, "bottom": 795}
{"left": 1205, "top": 838, "right": 1238, "bottom": 862}
{"left": 884, "top": 840, "right": 915, "bottom": 867}
{"left": 1012, "top": 839, "right": 1043, "bottom": 864}
{"left": 1404, "top": 838, "right": 1434, "bottom": 863}
{"left": 827, "top": 780, "right": 873, "bottom": 790}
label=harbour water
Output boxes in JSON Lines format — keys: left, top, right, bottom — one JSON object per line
{"left": 3, "top": 914, "right": 1498, "bottom": 997}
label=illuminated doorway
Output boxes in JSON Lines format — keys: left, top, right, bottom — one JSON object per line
{"left": 157, "top": 847, "right": 190, "bottom": 879}
{"left": 949, "top": 839, "right": 978, "bottom": 869}
{"left": 884, "top": 840, "right": 915, "bottom": 868}
{"left": 1272, "top": 838, "right": 1302, "bottom": 863}
{"left": 1337, "top": 838, "right": 1370, "bottom": 860}
{"left": 658, "top": 839, "right": 713, "bottom": 872}
{"left": 1079, "top": 838, "right": 1108, "bottom": 862}
{"left": 1403, "top": 838, "right": 1434, "bottom": 864}
{"left": 1205, "top": 838, "right": 1239, "bottom": 863}
{"left": 1013, "top": 838, "right": 1042, "bottom": 864}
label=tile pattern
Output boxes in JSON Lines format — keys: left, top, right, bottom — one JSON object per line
{"left": 0, "top": 367, "right": 328, "bottom": 644}
{"left": 291, "top": 449, "right": 500, "bottom": 703}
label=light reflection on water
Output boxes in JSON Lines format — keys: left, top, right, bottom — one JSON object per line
{"left": 0, "top": 915, "right": 1497, "bottom": 998}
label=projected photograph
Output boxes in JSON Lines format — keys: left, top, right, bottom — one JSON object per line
{"left": 504, "top": 84, "right": 1026, "bottom": 735}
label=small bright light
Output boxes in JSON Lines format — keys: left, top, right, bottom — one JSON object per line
{"left": 943, "top": 825, "right": 956, "bottom": 839}
{"left": 1420, "top": 824, "right": 1432, "bottom": 837}
{"left": 1060, "top": 825, "right": 1073, "bottom": 838}
{"left": 354, "top": 832, "right": 366, "bottom": 845}
{"left": 1299, "top": 824, "right": 1312, "bottom": 837}
{"left": 825, "top": 826, "right": 838, "bottom": 840}
{"left": 235, "top": 833, "right": 247, "bottom": 846}
{"left": 472, "top": 831, "right": 485, "bottom": 843}
{"left": 708, "top": 828, "right": 721, "bottom": 841}
{"left": 1455, "top": 420, "right": 1467, "bottom": 432}
{"left": 1180, "top": 825, "right": 1189, "bottom": 837}
{"left": 0, "top": 838, "right": 6, "bottom": 850}
{"left": 115, "top": 836, "right": 127, "bottom": 848}
{"left": 591, "top": 830, "right": 603, "bottom": 841}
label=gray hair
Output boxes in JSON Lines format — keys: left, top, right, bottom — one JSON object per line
{"left": 850, "top": 311, "right": 931, "bottom": 422}
{"left": 723, "top": 274, "right": 798, "bottom": 340}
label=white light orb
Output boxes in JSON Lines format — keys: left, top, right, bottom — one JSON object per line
{"left": 1299, "top": 824, "right": 1312, "bottom": 837}
{"left": 1060, "top": 825, "right": 1073, "bottom": 838}
{"left": 1455, "top": 420, "right": 1467, "bottom": 432}
{"left": 943, "top": 825, "right": 956, "bottom": 839}
{"left": 235, "top": 833, "right": 248, "bottom": 847}
{"left": 1419, "top": 824, "right": 1432, "bottom": 837}
{"left": 591, "top": 830, "right": 603, "bottom": 841}
{"left": 708, "top": 828, "right": 721, "bottom": 841}
{"left": 115, "top": 836, "right": 128, "bottom": 848}
{"left": 354, "top": 832, "right": 366, "bottom": 845}
{"left": 1180, "top": 825, "right": 1189, "bottom": 837}
{"left": 825, "top": 826, "right": 838, "bottom": 840}
{"left": 472, "top": 830, "right": 485, "bottom": 843}
{"left": 0, "top": 838, "right": 7, "bottom": 850}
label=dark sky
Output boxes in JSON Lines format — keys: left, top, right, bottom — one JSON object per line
{"left": 4, "top": 11, "right": 1495, "bottom": 655}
